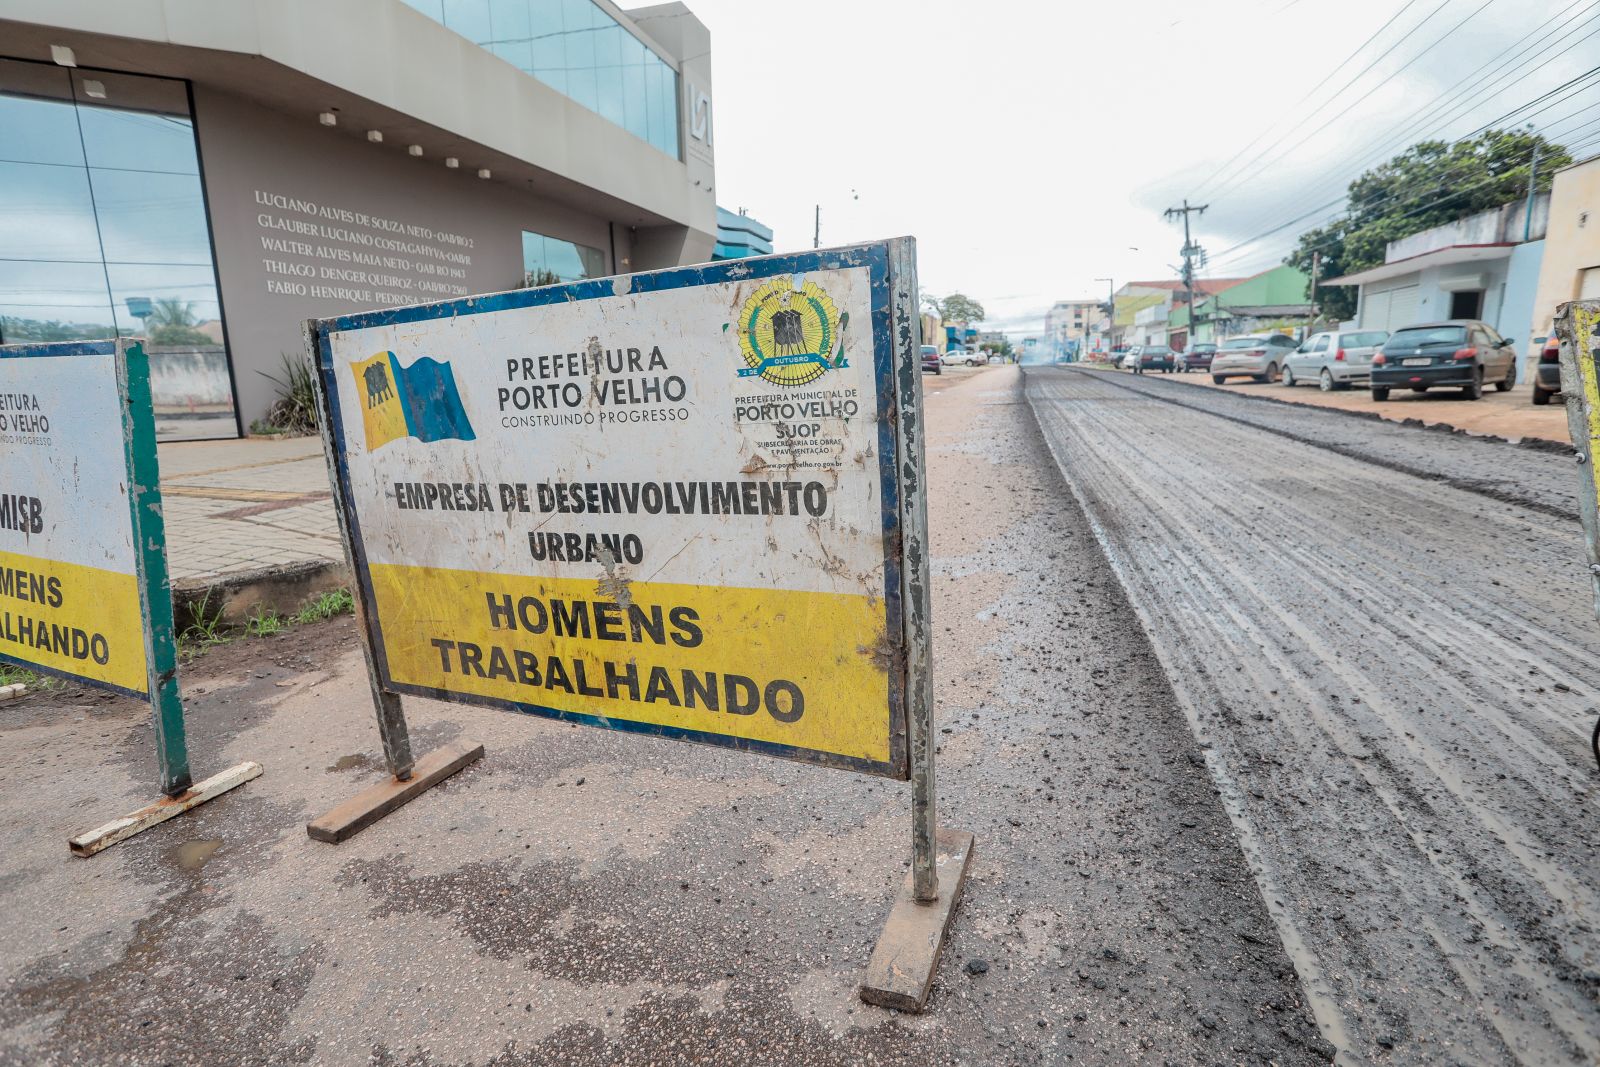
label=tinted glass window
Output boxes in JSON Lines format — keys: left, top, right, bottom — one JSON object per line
{"left": 413, "top": 0, "right": 681, "bottom": 158}
{"left": 1389, "top": 326, "right": 1467, "bottom": 346}
{"left": 522, "top": 229, "right": 606, "bottom": 285}
{"left": 1310, "top": 336, "right": 1329, "bottom": 352}
{"left": 0, "top": 60, "right": 236, "bottom": 441}
{"left": 1220, "top": 338, "right": 1260, "bottom": 349}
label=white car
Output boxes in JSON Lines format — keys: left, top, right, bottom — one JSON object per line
{"left": 940, "top": 348, "right": 985, "bottom": 367}
{"left": 1282, "top": 329, "right": 1389, "bottom": 391}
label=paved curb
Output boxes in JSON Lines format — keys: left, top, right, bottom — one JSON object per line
{"left": 1083, "top": 364, "right": 1572, "bottom": 453}
{"left": 0, "top": 683, "right": 26, "bottom": 703}
{"left": 173, "top": 558, "right": 350, "bottom": 629}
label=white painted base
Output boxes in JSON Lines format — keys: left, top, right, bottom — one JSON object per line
{"left": 0, "top": 683, "right": 26, "bottom": 703}
{"left": 69, "top": 761, "right": 263, "bottom": 857}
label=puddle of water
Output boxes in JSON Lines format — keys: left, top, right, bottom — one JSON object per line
{"left": 172, "top": 839, "right": 222, "bottom": 871}
{"left": 328, "top": 753, "right": 372, "bottom": 773}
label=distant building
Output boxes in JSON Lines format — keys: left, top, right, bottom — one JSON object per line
{"left": 1323, "top": 196, "right": 1549, "bottom": 370}
{"left": 1114, "top": 279, "right": 1244, "bottom": 348}
{"left": 713, "top": 207, "right": 774, "bottom": 260}
{"left": 1044, "top": 299, "right": 1102, "bottom": 347}
{"left": 0, "top": 0, "right": 717, "bottom": 438}
{"left": 1188, "top": 265, "right": 1314, "bottom": 344}
{"left": 1528, "top": 155, "right": 1600, "bottom": 353}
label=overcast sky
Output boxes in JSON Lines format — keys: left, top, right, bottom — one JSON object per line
{"left": 686, "top": 0, "right": 1600, "bottom": 335}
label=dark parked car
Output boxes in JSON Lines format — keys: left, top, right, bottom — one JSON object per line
{"left": 1531, "top": 323, "right": 1560, "bottom": 405}
{"left": 1136, "top": 345, "right": 1177, "bottom": 373}
{"left": 1370, "top": 320, "right": 1516, "bottom": 401}
{"left": 1182, "top": 343, "right": 1217, "bottom": 372}
{"left": 920, "top": 344, "right": 941, "bottom": 375}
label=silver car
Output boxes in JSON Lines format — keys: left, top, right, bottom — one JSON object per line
{"left": 1283, "top": 329, "right": 1389, "bottom": 391}
{"left": 1209, "top": 333, "right": 1299, "bottom": 383}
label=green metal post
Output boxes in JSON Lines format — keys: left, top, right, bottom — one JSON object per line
{"left": 118, "top": 339, "right": 191, "bottom": 796}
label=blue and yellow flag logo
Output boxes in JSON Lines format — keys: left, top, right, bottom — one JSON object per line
{"left": 349, "top": 351, "right": 476, "bottom": 451}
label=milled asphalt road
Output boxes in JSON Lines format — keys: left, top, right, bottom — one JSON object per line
{"left": 0, "top": 366, "right": 1330, "bottom": 1066}
{"left": 1025, "top": 365, "right": 1600, "bottom": 1065}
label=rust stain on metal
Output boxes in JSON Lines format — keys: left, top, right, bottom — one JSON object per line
{"left": 857, "top": 625, "right": 896, "bottom": 674}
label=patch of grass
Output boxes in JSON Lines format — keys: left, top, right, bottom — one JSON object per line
{"left": 292, "top": 587, "right": 354, "bottom": 625}
{"left": 179, "top": 589, "right": 232, "bottom": 658}
{"left": 244, "top": 607, "right": 288, "bottom": 638}
{"left": 0, "top": 663, "right": 38, "bottom": 688}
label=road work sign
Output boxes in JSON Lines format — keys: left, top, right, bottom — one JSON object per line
{"left": 0, "top": 341, "right": 156, "bottom": 697}
{"left": 311, "top": 243, "right": 912, "bottom": 777}
{"left": 0, "top": 338, "right": 261, "bottom": 852}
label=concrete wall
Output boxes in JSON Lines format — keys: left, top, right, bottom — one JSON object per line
{"left": 1386, "top": 196, "right": 1550, "bottom": 261}
{"left": 194, "top": 84, "right": 626, "bottom": 427}
{"left": 1500, "top": 241, "right": 1543, "bottom": 372}
{"left": 1529, "top": 157, "right": 1600, "bottom": 346}
{"left": 147, "top": 346, "right": 233, "bottom": 408}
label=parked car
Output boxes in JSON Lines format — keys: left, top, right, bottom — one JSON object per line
{"left": 1136, "top": 345, "right": 1177, "bottom": 373}
{"left": 940, "top": 347, "right": 979, "bottom": 367}
{"left": 1530, "top": 322, "right": 1561, "bottom": 405}
{"left": 1209, "top": 333, "right": 1299, "bottom": 383}
{"left": 1282, "top": 329, "right": 1389, "bottom": 391}
{"left": 1182, "top": 343, "right": 1217, "bottom": 372}
{"left": 1122, "top": 346, "right": 1146, "bottom": 369}
{"left": 921, "top": 344, "right": 941, "bottom": 375}
{"left": 1370, "top": 320, "right": 1516, "bottom": 401}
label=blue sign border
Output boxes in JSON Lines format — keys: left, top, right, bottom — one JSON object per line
{"left": 311, "top": 243, "right": 910, "bottom": 779}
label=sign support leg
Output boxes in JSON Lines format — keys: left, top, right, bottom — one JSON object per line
{"left": 303, "top": 323, "right": 482, "bottom": 843}
{"left": 66, "top": 340, "right": 262, "bottom": 856}
{"left": 860, "top": 238, "right": 974, "bottom": 1013}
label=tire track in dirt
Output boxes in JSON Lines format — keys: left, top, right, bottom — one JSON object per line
{"left": 1025, "top": 366, "right": 1600, "bottom": 1066}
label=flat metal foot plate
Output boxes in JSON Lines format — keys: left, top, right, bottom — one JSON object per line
{"left": 69, "top": 761, "right": 264, "bottom": 858}
{"left": 306, "top": 740, "right": 484, "bottom": 843}
{"left": 859, "top": 827, "right": 975, "bottom": 1012}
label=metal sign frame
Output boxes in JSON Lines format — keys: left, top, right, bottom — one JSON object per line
{"left": 0, "top": 338, "right": 188, "bottom": 792}
{"left": 306, "top": 239, "right": 970, "bottom": 1011}
{"left": 308, "top": 243, "right": 913, "bottom": 779}
{"left": 0, "top": 338, "right": 260, "bottom": 853}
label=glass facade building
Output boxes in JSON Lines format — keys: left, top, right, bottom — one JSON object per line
{"left": 0, "top": 58, "right": 236, "bottom": 439}
{"left": 522, "top": 229, "right": 606, "bottom": 286}
{"left": 401, "top": 0, "right": 681, "bottom": 158}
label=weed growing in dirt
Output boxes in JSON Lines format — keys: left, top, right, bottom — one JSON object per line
{"left": 179, "top": 590, "right": 232, "bottom": 657}
{"left": 0, "top": 663, "right": 38, "bottom": 688}
{"left": 244, "top": 608, "right": 288, "bottom": 638}
{"left": 293, "top": 587, "right": 355, "bottom": 624}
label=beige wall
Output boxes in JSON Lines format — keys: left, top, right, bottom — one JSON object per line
{"left": 195, "top": 86, "right": 627, "bottom": 426}
{"left": 1530, "top": 156, "right": 1600, "bottom": 344}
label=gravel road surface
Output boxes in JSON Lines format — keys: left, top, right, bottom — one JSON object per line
{"left": 0, "top": 367, "right": 1328, "bottom": 1066}
{"left": 1026, "top": 366, "right": 1600, "bottom": 1065}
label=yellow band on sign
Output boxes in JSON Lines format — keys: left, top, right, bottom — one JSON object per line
{"left": 368, "top": 564, "right": 894, "bottom": 763}
{"left": 0, "top": 548, "right": 148, "bottom": 695}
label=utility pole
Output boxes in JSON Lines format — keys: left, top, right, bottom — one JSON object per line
{"left": 1165, "top": 199, "right": 1208, "bottom": 350}
{"left": 1308, "top": 250, "right": 1321, "bottom": 339}
{"left": 1095, "top": 276, "right": 1114, "bottom": 356}
{"left": 1524, "top": 140, "right": 1541, "bottom": 242}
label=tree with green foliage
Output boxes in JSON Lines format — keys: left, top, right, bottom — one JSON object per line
{"left": 145, "top": 298, "right": 214, "bottom": 346}
{"left": 1287, "top": 129, "right": 1570, "bottom": 322}
{"left": 922, "top": 292, "right": 986, "bottom": 324}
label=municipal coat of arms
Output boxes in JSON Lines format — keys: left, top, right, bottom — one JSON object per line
{"left": 736, "top": 277, "right": 846, "bottom": 387}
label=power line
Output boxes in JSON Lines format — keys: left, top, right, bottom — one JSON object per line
{"left": 1205, "top": 0, "right": 1504, "bottom": 206}
{"left": 1253, "top": 10, "right": 1600, "bottom": 223}
{"left": 1202, "top": 70, "right": 1600, "bottom": 271}
{"left": 1189, "top": 0, "right": 1432, "bottom": 200}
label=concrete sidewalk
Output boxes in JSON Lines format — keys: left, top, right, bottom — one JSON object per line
{"left": 157, "top": 435, "right": 341, "bottom": 587}
{"left": 1117, "top": 364, "right": 1569, "bottom": 444}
